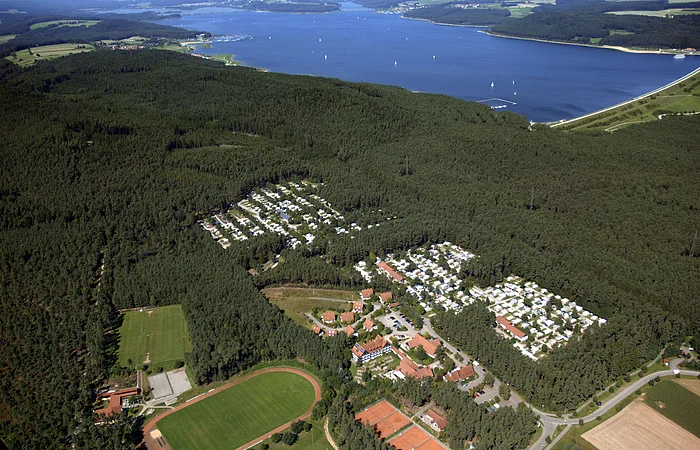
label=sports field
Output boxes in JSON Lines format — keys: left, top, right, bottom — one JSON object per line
{"left": 118, "top": 305, "right": 190, "bottom": 367}
{"left": 156, "top": 370, "right": 318, "bottom": 450}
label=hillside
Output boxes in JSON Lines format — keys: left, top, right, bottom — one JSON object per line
{"left": 0, "top": 49, "right": 698, "bottom": 447}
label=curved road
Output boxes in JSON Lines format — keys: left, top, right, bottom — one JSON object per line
{"left": 530, "top": 363, "right": 700, "bottom": 450}
{"left": 141, "top": 367, "right": 322, "bottom": 450}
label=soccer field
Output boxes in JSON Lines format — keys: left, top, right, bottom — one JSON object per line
{"left": 157, "top": 370, "right": 318, "bottom": 450}
{"left": 118, "top": 305, "right": 190, "bottom": 367}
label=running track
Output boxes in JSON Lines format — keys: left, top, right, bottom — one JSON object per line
{"left": 141, "top": 367, "right": 322, "bottom": 450}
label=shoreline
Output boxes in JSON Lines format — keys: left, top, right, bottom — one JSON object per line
{"left": 401, "top": 15, "right": 491, "bottom": 28}
{"left": 549, "top": 66, "right": 700, "bottom": 128}
{"left": 481, "top": 30, "right": 692, "bottom": 55}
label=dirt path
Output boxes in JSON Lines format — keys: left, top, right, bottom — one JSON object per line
{"left": 141, "top": 367, "right": 322, "bottom": 450}
{"left": 324, "top": 417, "right": 340, "bottom": 450}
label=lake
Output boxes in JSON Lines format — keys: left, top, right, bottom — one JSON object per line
{"left": 154, "top": 4, "right": 700, "bottom": 122}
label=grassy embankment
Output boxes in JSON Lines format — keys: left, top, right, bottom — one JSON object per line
{"left": 4, "top": 43, "right": 94, "bottom": 67}
{"left": 554, "top": 71, "right": 700, "bottom": 132}
{"left": 262, "top": 287, "right": 355, "bottom": 327}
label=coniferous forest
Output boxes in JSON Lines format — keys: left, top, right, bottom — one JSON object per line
{"left": 0, "top": 49, "right": 698, "bottom": 449}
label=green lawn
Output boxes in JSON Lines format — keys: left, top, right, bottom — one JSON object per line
{"left": 118, "top": 305, "right": 190, "bottom": 367}
{"left": 157, "top": 371, "right": 317, "bottom": 450}
{"left": 261, "top": 418, "right": 330, "bottom": 449}
{"left": 644, "top": 379, "right": 700, "bottom": 437}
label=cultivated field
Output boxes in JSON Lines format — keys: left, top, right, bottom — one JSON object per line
{"left": 582, "top": 398, "right": 700, "bottom": 450}
{"left": 156, "top": 370, "right": 318, "bottom": 450}
{"left": 5, "top": 43, "right": 95, "bottom": 67}
{"left": 644, "top": 379, "right": 700, "bottom": 437}
{"left": 262, "top": 287, "right": 354, "bottom": 326}
{"left": 674, "top": 378, "right": 700, "bottom": 396}
{"left": 118, "top": 305, "right": 190, "bottom": 367}
{"left": 0, "top": 35, "right": 16, "bottom": 44}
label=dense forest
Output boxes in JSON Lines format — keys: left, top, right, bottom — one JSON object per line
{"left": 492, "top": 0, "right": 700, "bottom": 48}
{"left": 0, "top": 48, "right": 698, "bottom": 448}
{"left": 405, "top": 7, "right": 512, "bottom": 26}
{"left": 0, "top": 16, "right": 208, "bottom": 52}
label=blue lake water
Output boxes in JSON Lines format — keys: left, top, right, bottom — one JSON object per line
{"left": 154, "top": 4, "right": 700, "bottom": 122}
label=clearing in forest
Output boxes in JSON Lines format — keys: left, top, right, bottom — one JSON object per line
{"left": 582, "top": 397, "right": 700, "bottom": 450}
{"left": 262, "top": 287, "right": 354, "bottom": 326}
{"left": 29, "top": 19, "right": 100, "bottom": 30}
{"left": 118, "top": 305, "right": 190, "bottom": 368}
{"left": 155, "top": 369, "right": 319, "bottom": 450}
{"left": 5, "top": 43, "right": 95, "bottom": 67}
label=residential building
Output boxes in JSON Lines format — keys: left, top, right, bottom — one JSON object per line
{"left": 379, "top": 292, "right": 393, "bottom": 304}
{"left": 397, "top": 357, "right": 433, "bottom": 379}
{"left": 345, "top": 325, "right": 357, "bottom": 336}
{"left": 327, "top": 329, "right": 338, "bottom": 337}
{"left": 424, "top": 409, "right": 447, "bottom": 432}
{"left": 406, "top": 334, "right": 441, "bottom": 358}
{"left": 353, "top": 302, "right": 365, "bottom": 313}
{"left": 312, "top": 325, "right": 322, "bottom": 335}
{"left": 444, "top": 365, "right": 475, "bottom": 382}
{"left": 378, "top": 261, "right": 404, "bottom": 282}
{"left": 363, "top": 318, "right": 376, "bottom": 332}
{"left": 341, "top": 311, "right": 355, "bottom": 323}
{"left": 360, "top": 288, "right": 374, "bottom": 300}
{"left": 322, "top": 311, "right": 337, "bottom": 324}
{"left": 496, "top": 316, "right": 528, "bottom": 342}
{"left": 351, "top": 335, "right": 392, "bottom": 363}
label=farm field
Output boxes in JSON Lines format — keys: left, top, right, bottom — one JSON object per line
{"left": 644, "top": 379, "right": 700, "bottom": 437}
{"left": 262, "top": 287, "right": 354, "bottom": 326}
{"left": 5, "top": 43, "right": 94, "bottom": 67}
{"left": 156, "top": 370, "right": 318, "bottom": 450}
{"left": 29, "top": 19, "right": 100, "bottom": 30}
{"left": 582, "top": 396, "right": 700, "bottom": 450}
{"left": 607, "top": 8, "right": 700, "bottom": 17}
{"left": 0, "top": 35, "right": 16, "bottom": 44}
{"left": 118, "top": 305, "right": 190, "bottom": 367}
{"left": 556, "top": 71, "right": 700, "bottom": 132}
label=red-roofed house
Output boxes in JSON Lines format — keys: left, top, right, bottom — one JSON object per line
{"left": 327, "top": 329, "right": 338, "bottom": 337}
{"left": 360, "top": 288, "right": 374, "bottom": 300}
{"left": 341, "top": 311, "right": 355, "bottom": 323}
{"left": 351, "top": 335, "right": 392, "bottom": 363}
{"left": 353, "top": 302, "right": 365, "bottom": 313}
{"left": 378, "top": 292, "right": 393, "bottom": 304}
{"left": 322, "top": 311, "right": 337, "bottom": 324}
{"left": 378, "top": 261, "right": 404, "bottom": 282}
{"left": 406, "top": 334, "right": 441, "bottom": 358}
{"left": 397, "top": 357, "right": 433, "bottom": 379}
{"left": 496, "top": 316, "right": 528, "bottom": 342}
{"left": 345, "top": 325, "right": 357, "bottom": 336}
{"left": 95, "top": 387, "right": 139, "bottom": 417}
{"left": 444, "top": 364, "right": 475, "bottom": 383}
{"left": 424, "top": 409, "right": 447, "bottom": 432}
{"left": 312, "top": 325, "right": 322, "bottom": 335}
{"left": 363, "top": 318, "right": 376, "bottom": 332}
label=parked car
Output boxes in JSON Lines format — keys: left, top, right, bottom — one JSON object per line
{"left": 595, "top": 401, "right": 602, "bottom": 406}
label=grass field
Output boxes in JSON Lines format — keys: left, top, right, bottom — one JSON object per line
{"left": 557, "top": 71, "right": 700, "bottom": 132}
{"left": 262, "top": 287, "right": 354, "bottom": 326}
{"left": 29, "top": 19, "right": 100, "bottom": 30}
{"left": 5, "top": 43, "right": 94, "bottom": 67}
{"left": 644, "top": 379, "right": 700, "bottom": 437}
{"left": 118, "top": 305, "right": 190, "bottom": 367}
{"left": 0, "top": 35, "right": 16, "bottom": 44}
{"left": 157, "top": 371, "right": 316, "bottom": 450}
{"left": 607, "top": 8, "right": 700, "bottom": 17}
